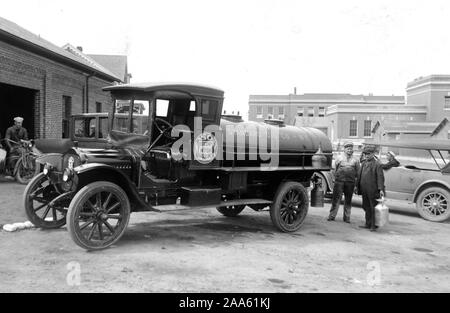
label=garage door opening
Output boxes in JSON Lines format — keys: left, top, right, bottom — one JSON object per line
{"left": 0, "top": 83, "right": 37, "bottom": 139}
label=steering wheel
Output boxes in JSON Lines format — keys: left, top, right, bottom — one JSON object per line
{"left": 148, "top": 118, "right": 174, "bottom": 150}
{"left": 154, "top": 117, "right": 174, "bottom": 137}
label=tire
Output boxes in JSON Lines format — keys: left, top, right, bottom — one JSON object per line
{"left": 67, "top": 181, "right": 131, "bottom": 250}
{"left": 270, "top": 181, "right": 309, "bottom": 232}
{"left": 23, "top": 173, "right": 68, "bottom": 229}
{"left": 415, "top": 186, "right": 450, "bottom": 222}
{"left": 15, "top": 157, "right": 36, "bottom": 185}
{"left": 216, "top": 195, "right": 245, "bottom": 217}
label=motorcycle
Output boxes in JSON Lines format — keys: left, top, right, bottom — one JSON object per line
{"left": 0, "top": 139, "right": 40, "bottom": 184}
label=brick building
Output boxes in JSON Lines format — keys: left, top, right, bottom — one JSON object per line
{"left": 0, "top": 16, "right": 125, "bottom": 139}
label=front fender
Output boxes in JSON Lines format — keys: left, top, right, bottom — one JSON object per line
{"left": 73, "top": 163, "right": 151, "bottom": 212}
{"left": 413, "top": 179, "right": 450, "bottom": 203}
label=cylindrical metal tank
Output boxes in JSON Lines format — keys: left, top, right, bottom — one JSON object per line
{"left": 218, "top": 118, "right": 332, "bottom": 167}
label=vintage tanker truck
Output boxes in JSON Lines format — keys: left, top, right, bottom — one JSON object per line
{"left": 23, "top": 83, "right": 332, "bottom": 250}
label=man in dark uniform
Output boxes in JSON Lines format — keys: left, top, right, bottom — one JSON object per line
{"left": 5, "top": 117, "right": 28, "bottom": 150}
{"left": 328, "top": 141, "right": 360, "bottom": 223}
{"left": 5, "top": 117, "right": 28, "bottom": 171}
{"left": 357, "top": 145, "right": 385, "bottom": 231}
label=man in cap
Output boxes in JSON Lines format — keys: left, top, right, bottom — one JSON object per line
{"left": 5, "top": 117, "right": 28, "bottom": 151}
{"left": 356, "top": 144, "right": 385, "bottom": 231}
{"left": 382, "top": 151, "right": 400, "bottom": 170}
{"left": 4, "top": 117, "right": 28, "bottom": 172}
{"left": 328, "top": 141, "right": 360, "bottom": 223}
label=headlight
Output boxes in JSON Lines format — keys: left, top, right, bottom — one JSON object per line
{"left": 43, "top": 163, "right": 53, "bottom": 175}
{"left": 62, "top": 168, "right": 72, "bottom": 182}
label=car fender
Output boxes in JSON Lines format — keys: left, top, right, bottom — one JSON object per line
{"left": 73, "top": 163, "right": 151, "bottom": 212}
{"left": 318, "top": 171, "right": 334, "bottom": 192}
{"left": 413, "top": 179, "right": 450, "bottom": 203}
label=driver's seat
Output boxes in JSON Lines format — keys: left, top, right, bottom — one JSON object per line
{"left": 172, "top": 114, "right": 186, "bottom": 126}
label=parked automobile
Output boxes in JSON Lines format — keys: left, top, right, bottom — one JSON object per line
{"left": 70, "top": 113, "right": 111, "bottom": 149}
{"left": 23, "top": 82, "right": 332, "bottom": 250}
{"left": 34, "top": 113, "right": 112, "bottom": 155}
{"left": 318, "top": 140, "right": 450, "bottom": 222}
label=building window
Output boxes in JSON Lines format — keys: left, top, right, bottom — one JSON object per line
{"left": 256, "top": 106, "right": 263, "bottom": 118}
{"left": 445, "top": 97, "right": 450, "bottom": 110}
{"left": 278, "top": 107, "right": 285, "bottom": 119}
{"left": 307, "top": 107, "right": 314, "bottom": 117}
{"left": 318, "top": 107, "right": 325, "bottom": 117}
{"left": 297, "top": 107, "right": 304, "bottom": 117}
{"left": 267, "top": 106, "right": 273, "bottom": 119}
{"left": 364, "top": 120, "right": 372, "bottom": 137}
{"left": 96, "top": 102, "right": 102, "bottom": 113}
{"left": 62, "top": 96, "right": 72, "bottom": 138}
{"left": 349, "top": 120, "right": 357, "bottom": 137}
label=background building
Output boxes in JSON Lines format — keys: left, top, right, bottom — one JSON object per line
{"left": 0, "top": 16, "right": 129, "bottom": 139}
{"left": 406, "top": 75, "right": 450, "bottom": 122}
{"left": 248, "top": 92, "right": 422, "bottom": 147}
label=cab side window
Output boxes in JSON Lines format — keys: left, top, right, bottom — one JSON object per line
{"left": 201, "top": 99, "right": 218, "bottom": 122}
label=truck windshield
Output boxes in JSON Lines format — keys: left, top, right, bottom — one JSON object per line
{"left": 113, "top": 99, "right": 131, "bottom": 133}
{"left": 132, "top": 100, "right": 150, "bottom": 135}
{"left": 112, "top": 99, "right": 150, "bottom": 135}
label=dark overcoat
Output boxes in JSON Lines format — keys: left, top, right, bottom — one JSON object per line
{"left": 357, "top": 157, "right": 385, "bottom": 197}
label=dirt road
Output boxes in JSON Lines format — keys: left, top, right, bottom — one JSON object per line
{"left": 0, "top": 180, "right": 449, "bottom": 292}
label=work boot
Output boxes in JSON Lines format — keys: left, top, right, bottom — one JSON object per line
{"left": 327, "top": 216, "right": 335, "bottom": 221}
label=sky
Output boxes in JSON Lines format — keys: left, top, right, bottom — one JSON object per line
{"left": 2, "top": 0, "right": 450, "bottom": 118}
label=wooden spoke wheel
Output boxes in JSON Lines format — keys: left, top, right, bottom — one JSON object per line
{"left": 67, "top": 181, "right": 130, "bottom": 250}
{"left": 270, "top": 181, "right": 309, "bottom": 232}
{"left": 23, "top": 173, "right": 69, "bottom": 229}
{"left": 416, "top": 186, "right": 450, "bottom": 222}
{"left": 15, "top": 156, "right": 38, "bottom": 185}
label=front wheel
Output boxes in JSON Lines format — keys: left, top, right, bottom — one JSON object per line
{"left": 270, "top": 181, "right": 309, "bottom": 232}
{"left": 416, "top": 186, "right": 450, "bottom": 222}
{"left": 23, "top": 173, "right": 68, "bottom": 229}
{"left": 67, "top": 181, "right": 131, "bottom": 250}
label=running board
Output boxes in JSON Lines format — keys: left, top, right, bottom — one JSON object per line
{"left": 153, "top": 198, "right": 272, "bottom": 212}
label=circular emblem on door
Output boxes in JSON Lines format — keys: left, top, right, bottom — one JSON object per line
{"left": 193, "top": 132, "right": 218, "bottom": 164}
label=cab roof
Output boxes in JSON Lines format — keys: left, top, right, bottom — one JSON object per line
{"left": 103, "top": 82, "right": 224, "bottom": 98}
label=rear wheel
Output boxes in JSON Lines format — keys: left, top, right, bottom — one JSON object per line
{"left": 416, "top": 186, "right": 450, "bottom": 222}
{"left": 23, "top": 173, "right": 68, "bottom": 229}
{"left": 15, "top": 157, "right": 37, "bottom": 185}
{"left": 67, "top": 181, "right": 131, "bottom": 250}
{"left": 270, "top": 181, "right": 309, "bottom": 232}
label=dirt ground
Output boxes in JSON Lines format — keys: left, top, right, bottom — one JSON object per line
{"left": 0, "top": 179, "right": 449, "bottom": 293}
